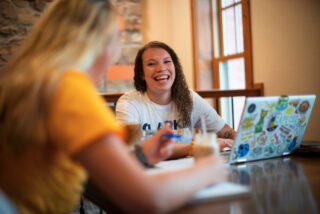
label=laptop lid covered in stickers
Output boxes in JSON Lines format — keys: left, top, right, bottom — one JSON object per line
{"left": 229, "top": 95, "right": 316, "bottom": 164}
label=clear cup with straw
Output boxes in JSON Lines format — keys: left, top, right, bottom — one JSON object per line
{"left": 193, "top": 116, "right": 220, "bottom": 159}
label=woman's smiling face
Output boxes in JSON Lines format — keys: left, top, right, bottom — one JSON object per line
{"left": 142, "top": 47, "right": 175, "bottom": 98}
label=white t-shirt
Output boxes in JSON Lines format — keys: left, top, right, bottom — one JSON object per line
{"left": 116, "top": 89, "right": 225, "bottom": 143}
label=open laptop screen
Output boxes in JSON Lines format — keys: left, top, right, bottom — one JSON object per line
{"left": 229, "top": 95, "right": 316, "bottom": 164}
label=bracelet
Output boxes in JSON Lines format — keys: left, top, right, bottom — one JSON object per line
{"left": 188, "top": 140, "right": 194, "bottom": 156}
{"left": 134, "top": 144, "right": 153, "bottom": 168}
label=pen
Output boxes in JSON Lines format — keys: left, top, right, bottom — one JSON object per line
{"left": 163, "top": 133, "right": 182, "bottom": 139}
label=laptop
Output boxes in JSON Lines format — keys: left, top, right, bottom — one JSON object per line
{"left": 228, "top": 95, "right": 316, "bottom": 164}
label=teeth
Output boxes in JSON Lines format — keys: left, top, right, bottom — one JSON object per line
{"left": 155, "top": 75, "right": 169, "bottom": 81}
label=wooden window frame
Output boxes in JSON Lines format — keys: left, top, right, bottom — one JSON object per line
{"left": 191, "top": 0, "right": 253, "bottom": 89}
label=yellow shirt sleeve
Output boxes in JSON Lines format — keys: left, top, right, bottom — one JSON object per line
{"left": 47, "top": 70, "right": 124, "bottom": 155}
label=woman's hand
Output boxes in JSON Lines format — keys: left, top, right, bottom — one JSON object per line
{"left": 207, "top": 156, "right": 229, "bottom": 184}
{"left": 217, "top": 124, "right": 236, "bottom": 151}
{"left": 194, "top": 155, "right": 229, "bottom": 184}
{"left": 217, "top": 138, "right": 234, "bottom": 151}
{"left": 141, "top": 124, "right": 174, "bottom": 165}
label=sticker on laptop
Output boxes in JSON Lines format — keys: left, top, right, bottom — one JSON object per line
{"left": 248, "top": 103, "right": 256, "bottom": 113}
{"left": 276, "top": 95, "right": 289, "bottom": 111}
{"left": 298, "top": 101, "right": 310, "bottom": 114}
{"left": 238, "top": 143, "right": 250, "bottom": 158}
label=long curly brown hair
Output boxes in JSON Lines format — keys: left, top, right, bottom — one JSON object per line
{"left": 134, "top": 41, "right": 192, "bottom": 127}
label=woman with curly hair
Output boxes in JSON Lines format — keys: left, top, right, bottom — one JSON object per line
{"left": 116, "top": 41, "right": 236, "bottom": 158}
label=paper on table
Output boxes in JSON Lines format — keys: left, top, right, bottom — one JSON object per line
{"left": 148, "top": 158, "right": 250, "bottom": 203}
{"left": 147, "top": 158, "right": 194, "bottom": 174}
{"left": 189, "top": 181, "right": 250, "bottom": 204}
{"left": 155, "top": 157, "right": 194, "bottom": 169}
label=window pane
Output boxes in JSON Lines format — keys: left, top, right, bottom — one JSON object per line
{"left": 222, "top": 7, "right": 236, "bottom": 55}
{"left": 235, "top": 4, "right": 244, "bottom": 52}
{"left": 220, "top": 96, "right": 245, "bottom": 130}
{"left": 219, "top": 57, "right": 245, "bottom": 90}
{"left": 233, "top": 96, "right": 245, "bottom": 130}
{"left": 222, "top": 0, "right": 234, "bottom": 8}
{"left": 220, "top": 97, "right": 232, "bottom": 128}
{"left": 219, "top": 57, "right": 245, "bottom": 129}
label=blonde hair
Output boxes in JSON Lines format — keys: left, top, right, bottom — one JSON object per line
{"left": 0, "top": 0, "right": 117, "bottom": 153}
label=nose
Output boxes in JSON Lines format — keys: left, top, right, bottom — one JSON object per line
{"left": 156, "top": 62, "right": 166, "bottom": 72}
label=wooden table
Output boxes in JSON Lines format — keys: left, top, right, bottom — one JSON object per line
{"left": 84, "top": 142, "right": 320, "bottom": 214}
{"left": 174, "top": 141, "right": 320, "bottom": 214}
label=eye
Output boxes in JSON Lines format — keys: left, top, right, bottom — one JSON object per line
{"left": 147, "top": 62, "right": 155, "bottom": 66}
{"left": 164, "top": 60, "right": 172, "bottom": 64}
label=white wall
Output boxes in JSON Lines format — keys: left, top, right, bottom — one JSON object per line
{"left": 141, "top": 0, "right": 320, "bottom": 141}
{"left": 251, "top": 0, "right": 320, "bottom": 141}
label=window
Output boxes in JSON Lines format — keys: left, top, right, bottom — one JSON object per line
{"left": 191, "top": 0, "right": 253, "bottom": 129}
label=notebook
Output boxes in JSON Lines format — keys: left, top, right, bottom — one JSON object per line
{"left": 229, "top": 95, "right": 316, "bottom": 164}
{"left": 148, "top": 157, "right": 250, "bottom": 203}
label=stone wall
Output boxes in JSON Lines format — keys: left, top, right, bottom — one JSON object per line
{"left": 0, "top": 0, "right": 52, "bottom": 71}
{"left": 0, "top": 0, "right": 141, "bottom": 92}
{"left": 105, "top": 0, "right": 142, "bottom": 92}
{"left": 115, "top": 0, "right": 142, "bottom": 64}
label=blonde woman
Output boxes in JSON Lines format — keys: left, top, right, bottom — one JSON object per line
{"left": 0, "top": 0, "right": 228, "bottom": 213}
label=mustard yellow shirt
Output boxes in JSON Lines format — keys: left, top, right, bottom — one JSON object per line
{"left": 0, "top": 70, "right": 123, "bottom": 214}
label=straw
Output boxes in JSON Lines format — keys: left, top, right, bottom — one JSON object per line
{"left": 200, "top": 116, "right": 207, "bottom": 134}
